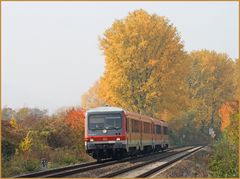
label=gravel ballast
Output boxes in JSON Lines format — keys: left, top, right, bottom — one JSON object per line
{"left": 151, "top": 146, "right": 212, "bottom": 178}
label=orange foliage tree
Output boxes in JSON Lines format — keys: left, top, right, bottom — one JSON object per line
{"left": 219, "top": 101, "right": 239, "bottom": 131}
{"left": 65, "top": 107, "right": 85, "bottom": 131}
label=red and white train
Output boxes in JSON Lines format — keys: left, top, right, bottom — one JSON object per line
{"left": 84, "top": 106, "right": 169, "bottom": 161}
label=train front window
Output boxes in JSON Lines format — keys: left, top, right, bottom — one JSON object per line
{"left": 88, "top": 114, "right": 122, "bottom": 130}
{"left": 88, "top": 116, "right": 104, "bottom": 130}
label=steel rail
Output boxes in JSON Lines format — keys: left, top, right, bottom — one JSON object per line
{"left": 34, "top": 148, "right": 173, "bottom": 178}
{"left": 13, "top": 147, "right": 175, "bottom": 178}
{"left": 136, "top": 146, "right": 204, "bottom": 178}
{"left": 13, "top": 159, "right": 110, "bottom": 178}
{"left": 99, "top": 146, "right": 199, "bottom": 178}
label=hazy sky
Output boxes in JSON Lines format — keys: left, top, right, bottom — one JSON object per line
{"left": 2, "top": 1, "right": 238, "bottom": 114}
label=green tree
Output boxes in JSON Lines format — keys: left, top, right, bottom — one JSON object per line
{"left": 1, "top": 107, "right": 16, "bottom": 120}
{"left": 1, "top": 120, "right": 25, "bottom": 161}
{"left": 99, "top": 9, "right": 189, "bottom": 119}
{"left": 209, "top": 114, "right": 239, "bottom": 177}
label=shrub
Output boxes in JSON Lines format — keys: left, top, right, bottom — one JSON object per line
{"left": 49, "top": 149, "right": 78, "bottom": 165}
{"left": 209, "top": 139, "right": 238, "bottom": 177}
{"left": 24, "top": 159, "right": 40, "bottom": 172}
{"left": 2, "top": 140, "right": 16, "bottom": 161}
{"left": 209, "top": 114, "right": 239, "bottom": 177}
{"left": 2, "top": 155, "right": 40, "bottom": 177}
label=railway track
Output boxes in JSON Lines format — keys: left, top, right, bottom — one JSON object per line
{"left": 13, "top": 160, "right": 109, "bottom": 178}
{"left": 99, "top": 145, "right": 204, "bottom": 178}
{"left": 13, "top": 147, "right": 174, "bottom": 178}
{"left": 13, "top": 146, "right": 201, "bottom": 178}
{"left": 136, "top": 146, "right": 203, "bottom": 178}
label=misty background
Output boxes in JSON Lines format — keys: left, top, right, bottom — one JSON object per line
{"left": 2, "top": 1, "right": 238, "bottom": 114}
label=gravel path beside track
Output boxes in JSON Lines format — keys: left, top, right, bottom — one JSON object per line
{"left": 150, "top": 146, "right": 211, "bottom": 178}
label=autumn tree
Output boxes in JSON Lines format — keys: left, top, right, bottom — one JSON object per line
{"left": 234, "top": 59, "right": 240, "bottom": 108}
{"left": 81, "top": 81, "right": 106, "bottom": 109}
{"left": 188, "top": 50, "right": 235, "bottom": 132}
{"left": 15, "top": 107, "right": 48, "bottom": 129}
{"left": 65, "top": 107, "right": 85, "bottom": 130}
{"left": 46, "top": 118, "right": 75, "bottom": 149}
{"left": 219, "top": 101, "right": 239, "bottom": 131}
{"left": 1, "top": 120, "right": 25, "bottom": 161}
{"left": 64, "top": 107, "right": 86, "bottom": 152}
{"left": 19, "top": 131, "right": 32, "bottom": 154}
{"left": 168, "top": 110, "right": 210, "bottom": 145}
{"left": 15, "top": 107, "right": 30, "bottom": 121}
{"left": 9, "top": 117, "right": 17, "bottom": 129}
{"left": 99, "top": 9, "right": 190, "bottom": 119}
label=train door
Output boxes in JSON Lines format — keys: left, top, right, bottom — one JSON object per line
{"left": 161, "top": 125, "right": 164, "bottom": 147}
{"left": 126, "top": 117, "right": 128, "bottom": 147}
{"left": 151, "top": 122, "right": 155, "bottom": 149}
{"left": 140, "top": 119, "right": 143, "bottom": 151}
{"left": 129, "top": 118, "right": 131, "bottom": 146}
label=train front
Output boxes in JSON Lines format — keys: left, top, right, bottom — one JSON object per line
{"left": 84, "top": 106, "right": 126, "bottom": 161}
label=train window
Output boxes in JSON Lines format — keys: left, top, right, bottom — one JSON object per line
{"left": 132, "top": 120, "right": 135, "bottom": 132}
{"left": 143, "top": 122, "right": 150, "bottom": 133}
{"left": 88, "top": 114, "right": 122, "bottom": 130}
{"left": 132, "top": 119, "right": 140, "bottom": 133}
{"left": 131, "top": 119, "right": 133, "bottom": 132}
{"left": 156, "top": 125, "right": 161, "bottom": 134}
{"left": 163, "top": 127, "right": 168, "bottom": 135}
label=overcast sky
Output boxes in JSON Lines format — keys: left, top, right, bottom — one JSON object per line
{"left": 2, "top": 1, "right": 239, "bottom": 114}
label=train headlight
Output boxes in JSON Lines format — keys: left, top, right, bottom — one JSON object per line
{"left": 90, "top": 138, "right": 94, "bottom": 142}
{"left": 116, "top": 138, "right": 120, "bottom": 141}
{"left": 102, "top": 129, "right": 107, "bottom": 134}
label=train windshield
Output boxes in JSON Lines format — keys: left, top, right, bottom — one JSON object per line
{"left": 88, "top": 113, "right": 122, "bottom": 130}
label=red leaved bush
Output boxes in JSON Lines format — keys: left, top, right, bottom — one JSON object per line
{"left": 65, "top": 107, "right": 85, "bottom": 131}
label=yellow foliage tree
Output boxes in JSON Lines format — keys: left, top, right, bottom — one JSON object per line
{"left": 16, "top": 107, "right": 30, "bottom": 121}
{"left": 189, "top": 50, "right": 235, "bottom": 129}
{"left": 9, "top": 116, "right": 17, "bottom": 129}
{"left": 99, "top": 9, "right": 190, "bottom": 119}
{"left": 234, "top": 59, "right": 240, "bottom": 109}
{"left": 81, "top": 81, "right": 106, "bottom": 109}
{"left": 19, "top": 131, "right": 32, "bottom": 153}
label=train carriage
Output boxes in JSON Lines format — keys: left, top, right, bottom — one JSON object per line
{"left": 153, "top": 119, "right": 168, "bottom": 151}
{"left": 125, "top": 111, "right": 141, "bottom": 153}
{"left": 85, "top": 106, "right": 169, "bottom": 161}
{"left": 140, "top": 114, "right": 154, "bottom": 152}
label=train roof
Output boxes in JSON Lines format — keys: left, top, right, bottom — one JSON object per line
{"left": 86, "top": 106, "right": 124, "bottom": 113}
{"left": 86, "top": 106, "right": 167, "bottom": 123}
